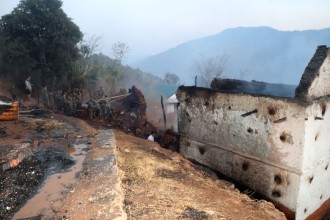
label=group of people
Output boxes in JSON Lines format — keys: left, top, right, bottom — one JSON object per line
{"left": 18, "top": 80, "right": 110, "bottom": 121}
{"left": 13, "top": 77, "right": 161, "bottom": 144}
{"left": 12, "top": 76, "right": 113, "bottom": 121}
{"left": 84, "top": 96, "right": 113, "bottom": 120}
{"left": 50, "top": 87, "right": 113, "bottom": 121}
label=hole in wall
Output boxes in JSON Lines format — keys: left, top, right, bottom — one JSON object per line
{"left": 315, "top": 133, "right": 319, "bottom": 141}
{"left": 309, "top": 176, "right": 314, "bottom": 184}
{"left": 279, "top": 132, "right": 293, "bottom": 144}
{"left": 184, "top": 110, "right": 191, "bottom": 122}
{"left": 320, "top": 195, "right": 323, "bottom": 200}
{"left": 213, "top": 121, "right": 218, "bottom": 125}
{"left": 198, "top": 147, "right": 205, "bottom": 155}
{"left": 184, "top": 98, "right": 191, "bottom": 103}
{"left": 325, "top": 164, "right": 328, "bottom": 170}
{"left": 271, "top": 190, "right": 281, "bottom": 198}
{"left": 268, "top": 106, "right": 277, "bottom": 115}
{"left": 274, "top": 174, "right": 282, "bottom": 185}
{"left": 321, "top": 103, "right": 326, "bottom": 116}
{"left": 280, "top": 134, "right": 286, "bottom": 142}
{"left": 204, "top": 101, "right": 209, "bottom": 106}
{"left": 242, "top": 162, "right": 249, "bottom": 171}
{"left": 247, "top": 127, "right": 253, "bottom": 134}
{"left": 228, "top": 106, "right": 232, "bottom": 110}
{"left": 304, "top": 208, "right": 307, "bottom": 214}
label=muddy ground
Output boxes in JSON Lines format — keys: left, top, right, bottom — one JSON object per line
{"left": 0, "top": 111, "right": 290, "bottom": 220}
{"left": 0, "top": 113, "right": 96, "bottom": 219}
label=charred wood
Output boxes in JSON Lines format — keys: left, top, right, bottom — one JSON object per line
{"left": 241, "top": 109, "right": 258, "bottom": 117}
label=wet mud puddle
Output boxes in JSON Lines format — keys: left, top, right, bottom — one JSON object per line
{"left": 13, "top": 143, "right": 88, "bottom": 219}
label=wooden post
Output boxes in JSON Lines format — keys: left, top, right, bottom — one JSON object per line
{"left": 161, "top": 95, "right": 167, "bottom": 128}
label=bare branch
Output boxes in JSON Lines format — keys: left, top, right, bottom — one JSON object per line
{"left": 191, "top": 54, "right": 228, "bottom": 87}
{"left": 111, "top": 42, "right": 130, "bottom": 64}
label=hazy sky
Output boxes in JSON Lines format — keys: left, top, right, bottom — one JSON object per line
{"left": 1, "top": 0, "right": 330, "bottom": 63}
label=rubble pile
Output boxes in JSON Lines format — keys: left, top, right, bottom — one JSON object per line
{"left": 159, "top": 129, "right": 180, "bottom": 152}
{"left": 110, "top": 86, "right": 157, "bottom": 138}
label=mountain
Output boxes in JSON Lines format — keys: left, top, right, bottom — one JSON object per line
{"left": 133, "top": 27, "right": 330, "bottom": 85}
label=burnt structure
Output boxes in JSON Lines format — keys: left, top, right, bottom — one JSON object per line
{"left": 177, "top": 45, "right": 330, "bottom": 219}
{"left": 210, "top": 78, "right": 296, "bottom": 98}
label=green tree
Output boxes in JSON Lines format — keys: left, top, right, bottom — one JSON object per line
{"left": 0, "top": 0, "right": 83, "bottom": 91}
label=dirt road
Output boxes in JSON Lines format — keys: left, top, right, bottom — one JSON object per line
{"left": 0, "top": 114, "right": 286, "bottom": 219}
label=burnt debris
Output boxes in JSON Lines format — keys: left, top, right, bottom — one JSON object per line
{"left": 295, "top": 45, "right": 328, "bottom": 100}
{"left": 273, "top": 117, "right": 287, "bottom": 123}
{"left": 211, "top": 78, "right": 296, "bottom": 98}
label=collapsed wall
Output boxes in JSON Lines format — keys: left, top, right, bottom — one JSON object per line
{"left": 177, "top": 45, "right": 330, "bottom": 220}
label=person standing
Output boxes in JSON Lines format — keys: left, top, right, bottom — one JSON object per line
{"left": 25, "top": 76, "right": 32, "bottom": 99}
{"left": 87, "top": 98, "right": 96, "bottom": 120}
{"left": 10, "top": 85, "right": 17, "bottom": 101}
{"left": 42, "top": 85, "right": 50, "bottom": 108}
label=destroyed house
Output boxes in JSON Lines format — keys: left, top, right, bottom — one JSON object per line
{"left": 177, "top": 45, "right": 330, "bottom": 220}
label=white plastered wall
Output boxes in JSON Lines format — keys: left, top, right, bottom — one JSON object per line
{"left": 296, "top": 101, "right": 330, "bottom": 220}
{"left": 178, "top": 89, "right": 306, "bottom": 211}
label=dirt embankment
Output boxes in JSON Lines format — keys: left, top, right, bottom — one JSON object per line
{"left": 115, "top": 130, "right": 286, "bottom": 220}
{"left": 53, "top": 128, "right": 286, "bottom": 220}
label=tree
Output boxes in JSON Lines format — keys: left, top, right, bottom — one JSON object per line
{"left": 111, "top": 41, "right": 130, "bottom": 65}
{"left": 164, "top": 72, "right": 180, "bottom": 85}
{"left": 79, "top": 35, "right": 101, "bottom": 60}
{"left": 191, "top": 54, "right": 228, "bottom": 87}
{"left": 85, "top": 53, "right": 123, "bottom": 96}
{"left": 108, "top": 42, "right": 130, "bottom": 93}
{"left": 0, "top": 0, "right": 83, "bottom": 91}
{"left": 72, "top": 35, "right": 101, "bottom": 89}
